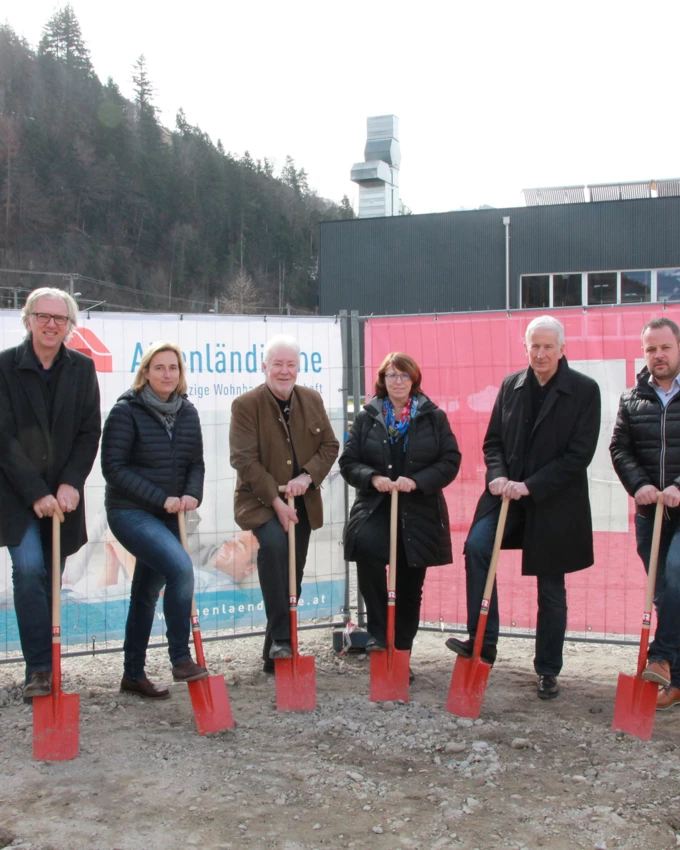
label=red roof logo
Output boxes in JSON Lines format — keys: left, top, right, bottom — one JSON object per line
{"left": 67, "top": 326, "right": 113, "bottom": 372}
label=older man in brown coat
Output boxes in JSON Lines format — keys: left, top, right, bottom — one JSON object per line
{"left": 229, "top": 334, "right": 339, "bottom": 672}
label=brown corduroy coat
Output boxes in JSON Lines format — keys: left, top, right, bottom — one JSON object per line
{"left": 229, "top": 383, "right": 338, "bottom": 531}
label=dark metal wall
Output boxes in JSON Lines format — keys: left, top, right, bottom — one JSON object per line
{"left": 318, "top": 197, "right": 680, "bottom": 315}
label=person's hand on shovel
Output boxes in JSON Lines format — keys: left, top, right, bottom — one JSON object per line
{"left": 273, "top": 496, "right": 298, "bottom": 532}
{"left": 32, "top": 494, "right": 65, "bottom": 522}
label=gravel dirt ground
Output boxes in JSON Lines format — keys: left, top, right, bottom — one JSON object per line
{"left": 1, "top": 630, "right": 679, "bottom": 850}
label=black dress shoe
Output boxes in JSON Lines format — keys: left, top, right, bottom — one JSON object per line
{"left": 365, "top": 636, "right": 386, "bottom": 653}
{"left": 120, "top": 675, "right": 171, "bottom": 700}
{"left": 537, "top": 675, "right": 559, "bottom": 700}
{"left": 23, "top": 670, "right": 52, "bottom": 699}
{"left": 445, "top": 637, "right": 497, "bottom": 665}
{"left": 269, "top": 640, "right": 293, "bottom": 659}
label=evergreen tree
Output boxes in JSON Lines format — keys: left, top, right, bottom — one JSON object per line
{"left": 38, "top": 4, "right": 93, "bottom": 75}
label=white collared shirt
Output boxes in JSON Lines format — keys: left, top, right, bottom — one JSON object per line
{"left": 649, "top": 373, "right": 680, "bottom": 407}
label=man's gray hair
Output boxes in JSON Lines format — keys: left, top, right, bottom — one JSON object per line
{"left": 525, "top": 315, "right": 565, "bottom": 348}
{"left": 263, "top": 334, "right": 300, "bottom": 364}
{"left": 21, "top": 287, "right": 79, "bottom": 341}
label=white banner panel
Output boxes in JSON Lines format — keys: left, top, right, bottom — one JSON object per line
{"left": 0, "top": 311, "right": 346, "bottom": 652}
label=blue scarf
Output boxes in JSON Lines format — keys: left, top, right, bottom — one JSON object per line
{"left": 382, "top": 396, "right": 418, "bottom": 449}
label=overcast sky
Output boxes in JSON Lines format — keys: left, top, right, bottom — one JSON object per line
{"left": 6, "top": 1, "right": 680, "bottom": 214}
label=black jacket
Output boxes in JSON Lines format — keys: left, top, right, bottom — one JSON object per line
{"left": 471, "top": 357, "right": 601, "bottom": 576}
{"left": 610, "top": 367, "right": 680, "bottom": 518}
{"left": 101, "top": 389, "right": 205, "bottom": 516}
{"left": 0, "top": 339, "right": 101, "bottom": 554}
{"left": 340, "top": 394, "right": 461, "bottom": 568}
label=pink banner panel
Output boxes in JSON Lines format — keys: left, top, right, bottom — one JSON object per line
{"left": 364, "top": 305, "right": 680, "bottom": 639}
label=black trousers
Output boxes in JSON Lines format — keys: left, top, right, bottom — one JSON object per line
{"left": 355, "top": 512, "right": 427, "bottom": 652}
{"left": 253, "top": 498, "right": 312, "bottom": 660}
{"left": 465, "top": 502, "right": 568, "bottom": 676}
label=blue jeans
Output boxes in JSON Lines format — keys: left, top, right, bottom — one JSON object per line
{"left": 635, "top": 513, "right": 680, "bottom": 687}
{"left": 465, "top": 503, "right": 568, "bottom": 677}
{"left": 8, "top": 518, "right": 65, "bottom": 681}
{"left": 107, "top": 509, "right": 195, "bottom": 680}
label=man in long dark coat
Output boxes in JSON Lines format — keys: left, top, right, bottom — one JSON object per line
{"left": 0, "top": 288, "right": 101, "bottom": 698}
{"left": 446, "top": 315, "right": 601, "bottom": 699}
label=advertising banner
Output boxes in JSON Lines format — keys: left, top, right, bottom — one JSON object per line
{"left": 365, "top": 305, "right": 680, "bottom": 639}
{"left": 0, "top": 311, "right": 346, "bottom": 653}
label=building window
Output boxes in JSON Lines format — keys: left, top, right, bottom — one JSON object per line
{"left": 658, "top": 269, "right": 680, "bottom": 302}
{"left": 621, "top": 271, "right": 651, "bottom": 303}
{"left": 553, "top": 274, "right": 582, "bottom": 307}
{"left": 521, "top": 275, "right": 549, "bottom": 308}
{"left": 588, "top": 272, "right": 617, "bottom": 305}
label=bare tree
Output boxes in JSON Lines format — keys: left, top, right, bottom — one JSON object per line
{"left": 220, "top": 269, "right": 261, "bottom": 315}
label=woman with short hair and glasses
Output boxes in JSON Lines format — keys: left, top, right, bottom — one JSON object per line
{"left": 101, "top": 341, "right": 207, "bottom": 699}
{"left": 339, "top": 352, "right": 461, "bottom": 674}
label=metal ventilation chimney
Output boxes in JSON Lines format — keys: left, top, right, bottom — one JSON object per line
{"left": 350, "top": 115, "right": 402, "bottom": 218}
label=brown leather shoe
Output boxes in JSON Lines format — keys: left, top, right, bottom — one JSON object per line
{"left": 23, "top": 670, "right": 52, "bottom": 699}
{"left": 120, "top": 675, "right": 170, "bottom": 700}
{"left": 657, "top": 685, "right": 680, "bottom": 711}
{"left": 171, "top": 659, "right": 208, "bottom": 682}
{"left": 641, "top": 659, "right": 671, "bottom": 686}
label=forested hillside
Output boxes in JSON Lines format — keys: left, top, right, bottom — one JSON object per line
{"left": 0, "top": 6, "right": 354, "bottom": 314}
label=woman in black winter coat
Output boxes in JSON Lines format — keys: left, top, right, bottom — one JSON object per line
{"left": 101, "top": 341, "right": 206, "bottom": 700}
{"left": 340, "top": 352, "right": 461, "bottom": 659}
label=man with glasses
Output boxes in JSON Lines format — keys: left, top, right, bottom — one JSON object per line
{"left": 0, "top": 287, "right": 101, "bottom": 699}
{"left": 447, "top": 315, "right": 601, "bottom": 700}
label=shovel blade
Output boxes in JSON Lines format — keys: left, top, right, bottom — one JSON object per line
{"left": 32, "top": 692, "right": 79, "bottom": 761}
{"left": 369, "top": 649, "right": 410, "bottom": 703}
{"left": 187, "top": 674, "right": 234, "bottom": 734}
{"left": 612, "top": 672, "right": 658, "bottom": 741}
{"left": 446, "top": 655, "right": 492, "bottom": 719}
{"left": 275, "top": 655, "right": 316, "bottom": 712}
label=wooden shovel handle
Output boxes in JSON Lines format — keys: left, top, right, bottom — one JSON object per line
{"left": 481, "top": 496, "right": 510, "bottom": 602}
{"left": 278, "top": 486, "right": 297, "bottom": 597}
{"left": 388, "top": 488, "right": 399, "bottom": 594}
{"left": 643, "top": 496, "right": 664, "bottom": 615}
{"left": 52, "top": 513, "right": 62, "bottom": 630}
{"left": 177, "top": 512, "right": 198, "bottom": 620}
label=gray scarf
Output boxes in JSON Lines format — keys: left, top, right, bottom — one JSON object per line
{"left": 139, "top": 384, "right": 183, "bottom": 434}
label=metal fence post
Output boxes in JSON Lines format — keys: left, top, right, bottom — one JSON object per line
{"left": 350, "top": 309, "right": 367, "bottom": 628}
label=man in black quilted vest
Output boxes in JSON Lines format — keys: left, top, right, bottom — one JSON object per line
{"left": 611, "top": 316, "right": 680, "bottom": 712}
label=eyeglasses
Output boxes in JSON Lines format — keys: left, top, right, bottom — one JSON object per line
{"left": 385, "top": 372, "right": 411, "bottom": 383}
{"left": 32, "top": 312, "right": 69, "bottom": 326}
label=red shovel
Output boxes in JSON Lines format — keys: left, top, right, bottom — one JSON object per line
{"left": 178, "top": 512, "right": 235, "bottom": 734}
{"left": 275, "top": 489, "right": 316, "bottom": 712}
{"left": 446, "top": 495, "right": 509, "bottom": 719}
{"left": 612, "top": 495, "right": 664, "bottom": 741}
{"left": 370, "top": 488, "right": 411, "bottom": 703}
{"left": 33, "top": 513, "right": 79, "bottom": 761}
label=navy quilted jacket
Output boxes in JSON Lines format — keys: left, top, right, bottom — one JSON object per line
{"left": 101, "top": 389, "right": 204, "bottom": 515}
